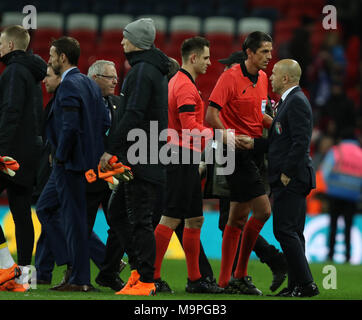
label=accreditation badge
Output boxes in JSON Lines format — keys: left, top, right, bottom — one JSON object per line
{"left": 261, "top": 99, "right": 267, "bottom": 114}
{"left": 275, "top": 122, "right": 282, "bottom": 135}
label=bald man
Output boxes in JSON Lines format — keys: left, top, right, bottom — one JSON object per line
{"left": 239, "top": 59, "right": 319, "bottom": 297}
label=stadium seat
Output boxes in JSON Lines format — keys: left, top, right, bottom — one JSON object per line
{"left": 203, "top": 17, "right": 236, "bottom": 60}
{"left": 99, "top": 14, "right": 133, "bottom": 55}
{"left": 167, "top": 15, "right": 201, "bottom": 50}
{"left": 238, "top": 17, "right": 272, "bottom": 37}
{"left": 0, "top": 12, "right": 24, "bottom": 28}
{"left": 66, "top": 13, "right": 99, "bottom": 56}
{"left": 31, "top": 12, "right": 64, "bottom": 57}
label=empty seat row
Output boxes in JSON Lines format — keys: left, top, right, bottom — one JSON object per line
{"left": 1, "top": 12, "right": 274, "bottom": 36}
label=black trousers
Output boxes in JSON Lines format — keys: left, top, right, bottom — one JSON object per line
{"left": 108, "top": 178, "right": 157, "bottom": 283}
{"left": 0, "top": 178, "right": 34, "bottom": 266}
{"left": 86, "top": 186, "right": 124, "bottom": 277}
{"left": 327, "top": 197, "right": 356, "bottom": 262}
{"left": 272, "top": 180, "right": 314, "bottom": 288}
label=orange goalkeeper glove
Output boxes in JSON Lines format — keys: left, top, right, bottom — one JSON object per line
{"left": 0, "top": 156, "right": 20, "bottom": 177}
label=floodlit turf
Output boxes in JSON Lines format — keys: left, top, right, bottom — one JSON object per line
{"left": 0, "top": 258, "right": 361, "bottom": 300}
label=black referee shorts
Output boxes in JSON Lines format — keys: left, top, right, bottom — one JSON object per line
{"left": 165, "top": 163, "right": 203, "bottom": 219}
{"left": 225, "top": 149, "right": 266, "bottom": 203}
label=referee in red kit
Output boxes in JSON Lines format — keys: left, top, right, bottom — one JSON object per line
{"left": 153, "top": 36, "right": 231, "bottom": 293}
{"left": 206, "top": 31, "right": 273, "bottom": 295}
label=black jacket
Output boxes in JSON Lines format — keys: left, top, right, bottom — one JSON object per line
{"left": 107, "top": 48, "right": 169, "bottom": 185}
{"left": 255, "top": 87, "right": 316, "bottom": 188}
{"left": 0, "top": 50, "right": 47, "bottom": 186}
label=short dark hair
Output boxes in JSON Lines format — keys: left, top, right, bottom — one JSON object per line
{"left": 242, "top": 31, "right": 272, "bottom": 53}
{"left": 181, "top": 36, "right": 210, "bottom": 62}
{"left": 51, "top": 36, "right": 80, "bottom": 66}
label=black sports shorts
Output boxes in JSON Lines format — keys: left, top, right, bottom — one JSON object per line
{"left": 225, "top": 149, "right": 266, "bottom": 202}
{"left": 165, "top": 161, "right": 203, "bottom": 220}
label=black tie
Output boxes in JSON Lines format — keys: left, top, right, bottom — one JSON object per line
{"left": 103, "top": 98, "right": 112, "bottom": 121}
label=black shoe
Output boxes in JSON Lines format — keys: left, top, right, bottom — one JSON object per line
{"left": 291, "top": 282, "right": 319, "bottom": 297}
{"left": 226, "top": 276, "right": 262, "bottom": 296}
{"left": 50, "top": 266, "right": 72, "bottom": 290}
{"left": 186, "top": 277, "right": 224, "bottom": 294}
{"left": 154, "top": 278, "right": 174, "bottom": 293}
{"left": 95, "top": 273, "right": 125, "bottom": 291}
{"left": 273, "top": 287, "right": 294, "bottom": 297}
{"left": 266, "top": 252, "right": 288, "bottom": 292}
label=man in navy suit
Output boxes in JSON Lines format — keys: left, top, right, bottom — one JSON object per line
{"left": 36, "top": 37, "right": 110, "bottom": 292}
{"left": 239, "top": 59, "right": 319, "bottom": 297}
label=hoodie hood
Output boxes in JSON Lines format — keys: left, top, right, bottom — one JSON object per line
{"left": 1, "top": 50, "right": 47, "bottom": 81}
{"left": 125, "top": 47, "right": 170, "bottom": 75}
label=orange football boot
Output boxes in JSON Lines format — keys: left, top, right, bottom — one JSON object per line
{"left": 115, "top": 270, "right": 140, "bottom": 295}
{"left": 117, "top": 280, "right": 156, "bottom": 296}
{"left": 0, "top": 264, "right": 21, "bottom": 285}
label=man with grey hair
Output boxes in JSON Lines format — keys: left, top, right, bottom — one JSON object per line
{"left": 87, "top": 60, "right": 126, "bottom": 292}
{"left": 99, "top": 18, "right": 169, "bottom": 296}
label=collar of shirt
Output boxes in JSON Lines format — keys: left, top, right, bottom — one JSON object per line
{"left": 281, "top": 85, "right": 299, "bottom": 101}
{"left": 240, "top": 60, "right": 259, "bottom": 84}
{"left": 61, "top": 66, "right": 77, "bottom": 82}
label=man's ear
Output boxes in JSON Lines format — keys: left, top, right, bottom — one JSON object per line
{"left": 60, "top": 52, "right": 66, "bottom": 64}
{"left": 246, "top": 48, "right": 252, "bottom": 58}
{"left": 190, "top": 53, "right": 197, "bottom": 64}
{"left": 8, "top": 40, "right": 15, "bottom": 51}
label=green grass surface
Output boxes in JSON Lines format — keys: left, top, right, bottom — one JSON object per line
{"left": 0, "top": 258, "right": 361, "bottom": 300}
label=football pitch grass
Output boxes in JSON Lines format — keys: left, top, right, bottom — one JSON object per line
{"left": 0, "top": 258, "right": 361, "bottom": 300}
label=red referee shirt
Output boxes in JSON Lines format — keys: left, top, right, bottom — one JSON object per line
{"left": 209, "top": 63, "right": 268, "bottom": 138}
{"left": 168, "top": 69, "right": 212, "bottom": 152}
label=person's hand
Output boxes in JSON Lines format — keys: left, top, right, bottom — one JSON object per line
{"left": 222, "top": 129, "right": 235, "bottom": 151}
{"left": 99, "top": 152, "right": 113, "bottom": 172}
{"left": 262, "top": 114, "right": 273, "bottom": 129}
{"left": 235, "top": 135, "right": 254, "bottom": 149}
{"left": 280, "top": 173, "right": 291, "bottom": 186}
{"left": 0, "top": 156, "right": 20, "bottom": 177}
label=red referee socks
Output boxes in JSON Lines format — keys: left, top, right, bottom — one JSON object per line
{"left": 218, "top": 225, "right": 242, "bottom": 288}
{"left": 183, "top": 228, "right": 202, "bottom": 282}
{"left": 234, "top": 216, "right": 265, "bottom": 279}
{"left": 153, "top": 224, "right": 174, "bottom": 280}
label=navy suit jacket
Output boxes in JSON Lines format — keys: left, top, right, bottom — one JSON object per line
{"left": 267, "top": 87, "right": 316, "bottom": 188}
{"left": 46, "top": 68, "right": 110, "bottom": 171}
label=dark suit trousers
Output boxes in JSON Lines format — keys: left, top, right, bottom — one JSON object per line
{"left": 272, "top": 180, "right": 314, "bottom": 288}
{"left": 36, "top": 165, "right": 90, "bottom": 285}
{"left": 35, "top": 230, "right": 106, "bottom": 282}
{"left": 0, "top": 178, "right": 34, "bottom": 266}
{"left": 86, "top": 188, "right": 121, "bottom": 275}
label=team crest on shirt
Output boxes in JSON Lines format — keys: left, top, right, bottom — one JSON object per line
{"left": 275, "top": 122, "right": 282, "bottom": 135}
